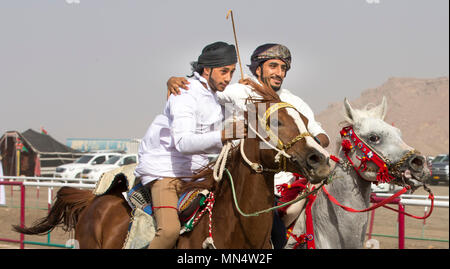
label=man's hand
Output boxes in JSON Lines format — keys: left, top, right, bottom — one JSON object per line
{"left": 167, "top": 77, "right": 190, "bottom": 99}
{"left": 221, "top": 119, "right": 248, "bottom": 143}
{"left": 238, "top": 78, "right": 252, "bottom": 85}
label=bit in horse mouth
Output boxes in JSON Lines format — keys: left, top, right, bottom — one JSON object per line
{"left": 290, "top": 157, "right": 310, "bottom": 178}
{"left": 398, "top": 168, "right": 424, "bottom": 192}
{"left": 402, "top": 168, "right": 426, "bottom": 182}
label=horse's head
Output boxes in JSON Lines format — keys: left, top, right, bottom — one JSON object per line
{"left": 244, "top": 80, "right": 331, "bottom": 184}
{"left": 341, "top": 96, "right": 430, "bottom": 191}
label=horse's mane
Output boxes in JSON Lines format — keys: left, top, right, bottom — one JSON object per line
{"left": 178, "top": 79, "right": 280, "bottom": 195}
{"left": 178, "top": 163, "right": 217, "bottom": 195}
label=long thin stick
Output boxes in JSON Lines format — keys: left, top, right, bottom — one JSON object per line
{"left": 226, "top": 10, "right": 244, "bottom": 80}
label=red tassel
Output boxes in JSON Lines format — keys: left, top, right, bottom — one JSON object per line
{"left": 356, "top": 156, "right": 368, "bottom": 172}
{"left": 376, "top": 166, "right": 394, "bottom": 183}
{"left": 276, "top": 183, "right": 289, "bottom": 195}
{"left": 277, "top": 181, "right": 307, "bottom": 202}
{"left": 276, "top": 176, "right": 308, "bottom": 217}
{"left": 341, "top": 139, "right": 353, "bottom": 153}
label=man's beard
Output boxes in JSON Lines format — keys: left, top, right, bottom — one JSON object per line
{"left": 208, "top": 73, "right": 221, "bottom": 92}
{"left": 262, "top": 75, "right": 282, "bottom": 92}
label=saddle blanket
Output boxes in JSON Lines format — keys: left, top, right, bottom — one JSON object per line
{"left": 123, "top": 183, "right": 210, "bottom": 249}
{"left": 93, "top": 163, "right": 138, "bottom": 195}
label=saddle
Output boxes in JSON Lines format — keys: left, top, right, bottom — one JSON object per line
{"left": 123, "top": 182, "right": 210, "bottom": 249}
{"left": 93, "top": 168, "right": 210, "bottom": 249}
{"left": 93, "top": 163, "right": 138, "bottom": 196}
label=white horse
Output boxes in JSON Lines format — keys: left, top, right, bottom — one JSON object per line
{"left": 284, "top": 97, "right": 430, "bottom": 249}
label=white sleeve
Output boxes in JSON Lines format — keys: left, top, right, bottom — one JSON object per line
{"left": 280, "top": 91, "right": 329, "bottom": 139}
{"left": 302, "top": 105, "right": 328, "bottom": 138}
{"left": 217, "top": 83, "right": 257, "bottom": 111}
{"left": 169, "top": 93, "right": 223, "bottom": 154}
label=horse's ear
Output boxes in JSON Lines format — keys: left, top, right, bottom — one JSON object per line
{"left": 377, "top": 96, "right": 388, "bottom": 120}
{"left": 369, "top": 96, "right": 388, "bottom": 120}
{"left": 343, "top": 98, "right": 356, "bottom": 124}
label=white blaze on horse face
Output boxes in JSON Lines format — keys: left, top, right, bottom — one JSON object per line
{"left": 285, "top": 108, "right": 330, "bottom": 158}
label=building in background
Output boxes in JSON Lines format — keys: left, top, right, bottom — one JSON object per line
{"left": 66, "top": 138, "right": 141, "bottom": 154}
{"left": 0, "top": 129, "right": 83, "bottom": 177}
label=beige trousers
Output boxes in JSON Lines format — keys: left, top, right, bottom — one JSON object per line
{"left": 146, "top": 177, "right": 182, "bottom": 249}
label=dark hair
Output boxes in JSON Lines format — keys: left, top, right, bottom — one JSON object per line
{"left": 188, "top": 61, "right": 203, "bottom": 78}
{"left": 188, "top": 41, "right": 236, "bottom": 78}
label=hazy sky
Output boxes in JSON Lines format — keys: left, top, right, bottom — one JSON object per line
{"left": 0, "top": 0, "right": 448, "bottom": 143}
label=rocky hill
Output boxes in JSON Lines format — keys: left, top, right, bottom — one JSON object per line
{"left": 316, "top": 77, "right": 449, "bottom": 157}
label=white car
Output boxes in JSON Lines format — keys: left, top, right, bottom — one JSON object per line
{"left": 371, "top": 182, "right": 404, "bottom": 193}
{"left": 54, "top": 153, "right": 122, "bottom": 179}
{"left": 81, "top": 154, "right": 138, "bottom": 181}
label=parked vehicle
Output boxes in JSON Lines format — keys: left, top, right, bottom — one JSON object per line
{"left": 371, "top": 182, "right": 404, "bottom": 193}
{"left": 54, "top": 153, "right": 122, "bottom": 179}
{"left": 81, "top": 154, "right": 138, "bottom": 181}
{"left": 428, "top": 154, "right": 449, "bottom": 185}
{"left": 426, "top": 156, "right": 434, "bottom": 171}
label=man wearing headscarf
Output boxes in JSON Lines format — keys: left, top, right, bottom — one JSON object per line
{"left": 166, "top": 43, "right": 329, "bottom": 249}
{"left": 247, "top": 43, "right": 292, "bottom": 92}
{"left": 168, "top": 43, "right": 329, "bottom": 147}
{"left": 135, "top": 41, "right": 244, "bottom": 249}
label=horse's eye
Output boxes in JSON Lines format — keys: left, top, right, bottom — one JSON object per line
{"left": 369, "top": 134, "right": 380, "bottom": 144}
{"left": 270, "top": 118, "right": 282, "bottom": 127}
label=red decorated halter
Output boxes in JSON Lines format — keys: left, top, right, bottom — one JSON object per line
{"left": 339, "top": 125, "right": 396, "bottom": 183}
{"left": 281, "top": 126, "right": 432, "bottom": 249}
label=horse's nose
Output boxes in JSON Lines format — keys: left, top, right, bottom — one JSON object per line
{"left": 306, "top": 150, "right": 326, "bottom": 168}
{"left": 409, "top": 155, "right": 425, "bottom": 172}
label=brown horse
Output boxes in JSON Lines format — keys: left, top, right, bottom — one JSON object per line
{"left": 14, "top": 81, "right": 331, "bottom": 248}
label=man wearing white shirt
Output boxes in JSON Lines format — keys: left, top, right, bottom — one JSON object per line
{"left": 166, "top": 43, "right": 329, "bottom": 248}
{"left": 135, "top": 41, "right": 243, "bottom": 249}
{"left": 167, "top": 43, "right": 329, "bottom": 182}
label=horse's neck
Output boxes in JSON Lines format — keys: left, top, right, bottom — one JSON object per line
{"left": 213, "top": 139, "right": 274, "bottom": 248}
{"left": 312, "top": 148, "right": 372, "bottom": 249}
{"left": 323, "top": 148, "right": 373, "bottom": 206}
{"left": 225, "top": 139, "right": 274, "bottom": 211}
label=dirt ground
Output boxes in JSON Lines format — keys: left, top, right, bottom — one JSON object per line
{"left": 0, "top": 184, "right": 448, "bottom": 249}
{"left": 365, "top": 184, "right": 449, "bottom": 249}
